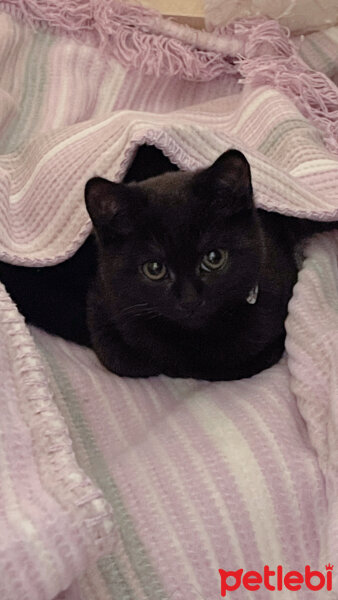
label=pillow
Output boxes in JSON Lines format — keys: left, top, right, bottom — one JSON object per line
{"left": 205, "top": 0, "right": 338, "bottom": 34}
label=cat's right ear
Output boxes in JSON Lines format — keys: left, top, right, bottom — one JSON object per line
{"left": 195, "top": 150, "right": 254, "bottom": 215}
{"left": 85, "top": 177, "right": 131, "bottom": 244}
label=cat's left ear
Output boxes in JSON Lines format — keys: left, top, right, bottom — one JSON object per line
{"left": 197, "top": 149, "right": 253, "bottom": 214}
{"left": 85, "top": 177, "right": 132, "bottom": 244}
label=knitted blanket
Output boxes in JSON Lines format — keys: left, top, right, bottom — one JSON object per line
{"left": 0, "top": 3, "right": 338, "bottom": 599}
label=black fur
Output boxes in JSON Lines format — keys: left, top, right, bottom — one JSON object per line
{"left": 0, "top": 145, "right": 336, "bottom": 380}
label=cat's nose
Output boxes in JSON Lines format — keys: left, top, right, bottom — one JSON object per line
{"left": 177, "top": 280, "right": 203, "bottom": 310}
{"left": 178, "top": 299, "right": 204, "bottom": 313}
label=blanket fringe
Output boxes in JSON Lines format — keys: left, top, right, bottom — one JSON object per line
{"left": 0, "top": 0, "right": 239, "bottom": 82}
{"left": 226, "top": 19, "right": 338, "bottom": 154}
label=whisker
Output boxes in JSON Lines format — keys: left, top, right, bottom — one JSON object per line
{"left": 144, "top": 314, "right": 160, "bottom": 322}
{"left": 119, "top": 302, "right": 149, "bottom": 315}
{"left": 117, "top": 305, "right": 161, "bottom": 323}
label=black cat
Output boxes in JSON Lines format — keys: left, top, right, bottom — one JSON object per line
{"left": 0, "top": 145, "right": 336, "bottom": 380}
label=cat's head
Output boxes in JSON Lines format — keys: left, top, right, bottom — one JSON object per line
{"left": 85, "top": 149, "right": 263, "bottom": 329}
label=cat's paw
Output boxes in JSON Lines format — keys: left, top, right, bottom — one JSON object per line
{"left": 95, "top": 344, "right": 161, "bottom": 378}
{"left": 105, "top": 358, "right": 160, "bottom": 378}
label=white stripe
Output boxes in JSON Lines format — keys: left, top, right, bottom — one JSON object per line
{"left": 190, "top": 387, "right": 284, "bottom": 564}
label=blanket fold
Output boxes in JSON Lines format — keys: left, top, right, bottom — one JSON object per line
{"left": 1, "top": 89, "right": 338, "bottom": 266}
{"left": 0, "top": 281, "right": 115, "bottom": 600}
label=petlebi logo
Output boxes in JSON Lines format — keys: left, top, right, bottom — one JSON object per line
{"left": 219, "top": 564, "right": 334, "bottom": 596}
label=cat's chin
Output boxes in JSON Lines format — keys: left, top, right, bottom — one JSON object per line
{"left": 170, "top": 312, "right": 212, "bottom": 331}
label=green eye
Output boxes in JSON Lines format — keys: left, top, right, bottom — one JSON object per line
{"left": 201, "top": 249, "right": 228, "bottom": 272}
{"left": 142, "top": 261, "right": 167, "bottom": 281}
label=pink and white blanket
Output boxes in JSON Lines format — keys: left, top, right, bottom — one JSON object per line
{"left": 0, "top": 2, "right": 337, "bottom": 599}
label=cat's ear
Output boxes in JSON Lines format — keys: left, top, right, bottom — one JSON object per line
{"left": 85, "top": 177, "right": 132, "bottom": 244}
{"left": 197, "top": 149, "right": 253, "bottom": 214}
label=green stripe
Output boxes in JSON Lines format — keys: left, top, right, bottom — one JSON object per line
{"left": 98, "top": 554, "right": 138, "bottom": 600}
{"left": 34, "top": 338, "right": 168, "bottom": 600}
{"left": 258, "top": 119, "right": 310, "bottom": 156}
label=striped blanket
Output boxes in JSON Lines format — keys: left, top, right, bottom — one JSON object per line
{"left": 0, "top": 3, "right": 338, "bottom": 599}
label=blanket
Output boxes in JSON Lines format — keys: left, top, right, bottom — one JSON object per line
{"left": 0, "top": 2, "right": 338, "bottom": 599}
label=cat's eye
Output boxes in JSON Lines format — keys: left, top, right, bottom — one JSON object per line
{"left": 201, "top": 249, "right": 228, "bottom": 272}
{"left": 142, "top": 261, "right": 167, "bottom": 281}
